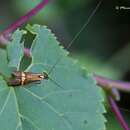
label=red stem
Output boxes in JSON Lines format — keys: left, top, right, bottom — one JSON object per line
{"left": 94, "top": 75, "right": 130, "bottom": 129}
{"left": 3, "top": 0, "right": 49, "bottom": 35}
{"left": 0, "top": 0, "right": 49, "bottom": 57}
{"left": 94, "top": 74, "right": 130, "bottom": 92}
{"left": 0, "top": 0, "right": 49, "bottom": 44}
{"left": 108, "top": 96, "right": 130, "bottom": 130}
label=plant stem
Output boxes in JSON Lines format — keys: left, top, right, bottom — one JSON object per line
{"left": 94, "top": 74, "right": 130, "bottom": 92}
{"left": 108, "top": 96, "right": 130, "bottom": 130}
{"left": 94, "top": 75, "right": 130, "bottom": 130}
{"left": 0, "top": 0, "right": 49, "bottom": 45}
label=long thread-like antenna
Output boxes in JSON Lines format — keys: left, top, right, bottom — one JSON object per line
{"left": 48, "top": 0, "right": 103, "bottom": 75}
{"left": 49, "top": 77, "right": 64, "bottom": 89}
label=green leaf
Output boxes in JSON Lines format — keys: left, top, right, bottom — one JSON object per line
{"left": 0, "top": 77, "right": 22, "bottom": 130}
{"left": 7, "top": 29, "right": 24, "bottom": 69}
{"left": 0, "top": 49, "right": 12, "bottom": 76}
{"left": 0, "top": 25, "right": 106, "bottom": 130}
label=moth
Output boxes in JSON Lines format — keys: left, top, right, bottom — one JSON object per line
{"left": 8, "top": 71, "right": 48, "bottom": 86}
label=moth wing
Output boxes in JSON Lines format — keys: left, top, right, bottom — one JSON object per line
{"left": 11, "top": 71, "right": 21, "bottom": 78}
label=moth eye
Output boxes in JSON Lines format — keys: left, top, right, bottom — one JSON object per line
{"left": 43, "top": 72, "right": 49, "bottom": 79}
{"left": 39, "top": 75, "right": 44, "bottom": 78}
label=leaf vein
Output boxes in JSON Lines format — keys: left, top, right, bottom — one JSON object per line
{"left": 12, "top": 89, "right": 23, "bottom": 130}
{"left": 24, "top": 88, "right": 73, "bottom": 130}
{"left": 20, "top": 114, "right": 41, "bottom": 130}
{"left": 42, "top": 89, "right": 82, "bottom": 100}
{"left": 0, "top": 89, "right": 10, "bottom": 116}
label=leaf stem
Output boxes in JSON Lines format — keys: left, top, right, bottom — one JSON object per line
{"left": 108, "top": 96, "right": 130, "bottom": 130}
{"left": 94, "top": 75, "right": 130, "bottom": 130}
{"left": 0, "top": 0, "right": 49, "bottom": 45}
{"left": 94, "top": 74, "right": 130, "bottom": 93}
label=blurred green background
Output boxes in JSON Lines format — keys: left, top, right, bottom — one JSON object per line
{"left": 0, "top": 0, "right": 130, "bottom": 129}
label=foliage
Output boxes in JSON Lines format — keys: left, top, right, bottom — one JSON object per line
{"left": 0, "top": 25, "right": 105, "bottom": 130}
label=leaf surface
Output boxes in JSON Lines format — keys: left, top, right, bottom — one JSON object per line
{"left": 7, "top": 29, "right": 24, "bottom": 69}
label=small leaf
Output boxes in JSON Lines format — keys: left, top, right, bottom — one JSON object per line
{"left": 7, "top": 29, "right": 24, "bottom": 69}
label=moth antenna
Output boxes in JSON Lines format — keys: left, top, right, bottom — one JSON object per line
{"left": 49, "top": 77, "right": 64, "bottom": 89}
{"left": 48, "top": 0, "right": 103, "bottom": 75}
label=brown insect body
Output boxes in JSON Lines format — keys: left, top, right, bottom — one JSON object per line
{"left": 8, "top": 71, "right": 48, "bottom": 86}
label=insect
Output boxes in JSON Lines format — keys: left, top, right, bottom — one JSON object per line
{"left": 8, "top": 71, "right": 48, "bottom": 86}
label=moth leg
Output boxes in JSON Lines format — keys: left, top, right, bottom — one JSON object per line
{"left": 24, "top": 81, "right": 42, "bottom": 88}
{"left": 33, "top": 81, "right": 42, "bottom": 84}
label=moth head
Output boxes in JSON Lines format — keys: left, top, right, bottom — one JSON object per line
{"left": 42, "top": 72, "right": 49, "bottom": 80}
